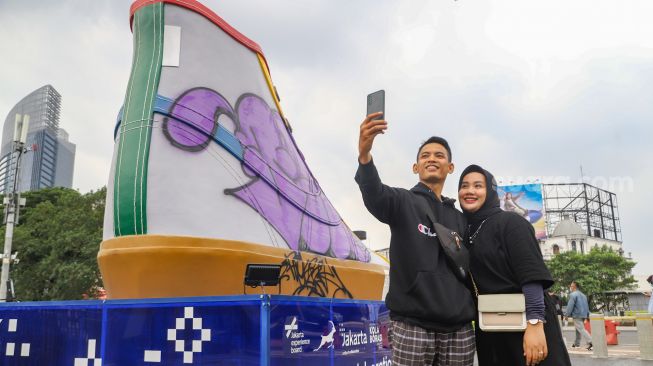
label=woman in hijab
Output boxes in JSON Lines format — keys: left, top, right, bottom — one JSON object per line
{"left": 458, "top": 164, "right": 571, "bottom": 366}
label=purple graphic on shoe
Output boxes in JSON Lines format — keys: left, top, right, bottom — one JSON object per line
{"left": 163, "top": 88, "right": 235, "bottom": 151}
{"left": 162, "top": 88, "right": 370, "bottom": 262}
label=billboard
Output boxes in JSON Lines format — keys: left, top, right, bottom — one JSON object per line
{"left": 498, "top": 184, "right": 546, "bottom": 239}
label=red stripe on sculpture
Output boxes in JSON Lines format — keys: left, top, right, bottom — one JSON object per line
{"left": 129, "top": 0, "right": 266, "bottom": 65}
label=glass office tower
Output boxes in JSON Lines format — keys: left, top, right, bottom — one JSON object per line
{"left": 0, "top": 85, "right": 76, "bottom": 193}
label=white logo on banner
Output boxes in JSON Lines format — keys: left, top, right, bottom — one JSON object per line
{"left": 356, "top": 356, "right": 391, "bottom": 366}
{"left": 144, "top": 307, "right": 212, "bottom": 364}
{"left": 73, "top": 339, "right": 102, "bottom": 366}
{"left": 284, "top": 316, "right": 309, "bottom": 354}
{"left": 313, "top": 321, "right": 335, "bottom": 351}
{"left": 0, "top": 318, "right": 30, "bottom": 357}
{"left": 284, "top": 317, "right": 297, "bottom": 338}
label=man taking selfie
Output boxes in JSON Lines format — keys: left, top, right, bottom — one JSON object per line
{"left": 355, "top": 111, "right": 476, "bottom": 365}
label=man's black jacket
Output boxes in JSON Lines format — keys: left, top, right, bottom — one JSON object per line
{"left": 355, "top": 160, "right": 475, "bottom": 332}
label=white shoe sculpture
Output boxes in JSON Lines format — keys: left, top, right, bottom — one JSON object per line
{"left": 98, "top": 0, "right": 387, "bottom": 300}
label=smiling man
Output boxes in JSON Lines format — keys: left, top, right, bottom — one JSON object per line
{"left": 355, "top": 112, "right": 476, "bottom": 366}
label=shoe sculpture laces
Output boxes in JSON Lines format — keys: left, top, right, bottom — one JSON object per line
{"left": 98, "top": 0, "right": 388, "bottom": 299}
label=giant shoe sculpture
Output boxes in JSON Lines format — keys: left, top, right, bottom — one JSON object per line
{"left": 99, "top": 0, "right": 388, "bottom": 299}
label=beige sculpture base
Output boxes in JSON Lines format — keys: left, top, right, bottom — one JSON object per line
{"left": 98, "top": 235, "right": 386, "bottom": 300}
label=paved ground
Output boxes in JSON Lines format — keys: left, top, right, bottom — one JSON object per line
{"left": 564, "top": 326, "right": 653, "bottom": 364}
{"left": 472, "top": 326, "right": 653, "bottom": 365}
{"left": 563, "top": 326, "right": 642, "bottom": 359}
{"left": 569, "top": 358, "right": 653, "bottom": 365}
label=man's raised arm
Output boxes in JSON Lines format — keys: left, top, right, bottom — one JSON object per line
{"left": 358, "top": 112, "right": 387, "bottom": 164}
{"left": 355, "top": 112, "right": 400, "bottom": 224}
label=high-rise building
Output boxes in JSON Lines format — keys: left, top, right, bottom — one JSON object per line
{"left": 0, "top": 85, "right": 76, "bottom": 193}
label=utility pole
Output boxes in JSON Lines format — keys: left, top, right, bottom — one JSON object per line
{"left": 0, "top": 114, "right": 29, "bottom": 302}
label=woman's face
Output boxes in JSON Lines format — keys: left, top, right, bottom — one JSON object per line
{"left": 459, "top": 172, "right": 487, "bottom": 213}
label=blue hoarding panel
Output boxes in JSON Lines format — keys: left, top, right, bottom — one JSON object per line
{"left": 372, "top": 303, "right": 393, "bottom": 366}
{"left": 103, "top": 300, "right": 261, "bottom": 366}
{"left": 331, "top": 302, "right": 376, "bottom": 365}
{"left": 330, "top": 301, "right": 392, "bottom": 366}
{"left": 269, "top": 299, "right": 332, "bottom": 366}
{"left": 0, "top": 296, "right": 393, "bottom": 365}
{"left": 267, "top": 297, "right": 392, "bottom": 366}
{"left": 0, "top": 303, "right": 102, "bottom": 366}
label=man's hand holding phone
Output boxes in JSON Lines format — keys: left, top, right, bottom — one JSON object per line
{"left": 358, "top": 111, "right": 387, "bottom": 164}
{"left": 359, "top": 90, "right": 387, "bottom": 164}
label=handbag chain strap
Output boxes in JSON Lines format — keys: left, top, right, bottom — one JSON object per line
{"left": 469, "top": 271, "right": 479, "bottom": 298}
{"left": 466, "top": 220, "right": 487, "bottom": 298}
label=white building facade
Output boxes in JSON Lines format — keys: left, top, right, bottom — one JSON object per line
{"left": 540, "top": 218, "right": 623, "bottom": 260}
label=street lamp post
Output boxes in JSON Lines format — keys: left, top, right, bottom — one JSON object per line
{"left": 0, "top": 114, "right": 30, "bottom": 302}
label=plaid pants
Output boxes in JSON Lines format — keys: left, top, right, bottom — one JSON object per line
{"left": 391, "top": 320, "right": 475, "bottom": 366}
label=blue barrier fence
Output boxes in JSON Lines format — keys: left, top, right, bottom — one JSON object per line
{"left": 0, "top": 295, "right": 392, "bottom": 365}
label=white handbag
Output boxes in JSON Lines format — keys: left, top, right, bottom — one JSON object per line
{"left": 477, "top": 293, "right": 527, "bottom": 332}
{"left": 468, "top": 219, "right": 527, "bottom": 332}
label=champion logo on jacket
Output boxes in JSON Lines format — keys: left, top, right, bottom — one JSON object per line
{"left": 417, "top": 223, "right": 438, "bottom": 237}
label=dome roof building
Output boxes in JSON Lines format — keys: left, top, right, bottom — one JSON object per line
{"left": 551, "top": 219, "right": 585, "bottom": 237}
{"left": 540, "top": 216, "right": 623, "bottom": 259}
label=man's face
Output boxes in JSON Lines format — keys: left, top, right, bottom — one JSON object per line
{"left": 412, "top": 143, "right": 454, "bottom": 184}
{"left": 569, "top": 283, "right": 576, "bottom": 291}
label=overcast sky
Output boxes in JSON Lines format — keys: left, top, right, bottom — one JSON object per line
{"left": 1, "top": 0, "right": 651, "bottom": 275}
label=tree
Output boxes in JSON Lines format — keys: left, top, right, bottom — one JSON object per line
{"left": 0, "top": 187, "right": 105, "bottom": 301}
{"left": 546, "top": 246, "right": 636, "bottom": 312}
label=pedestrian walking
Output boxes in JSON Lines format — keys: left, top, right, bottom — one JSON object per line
{"left": 564, "top": 281, "right": 592, "bottom": 350}
{"left": 647, "top": 275, "right": 653, "bottom": 314}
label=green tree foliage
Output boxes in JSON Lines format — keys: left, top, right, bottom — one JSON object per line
{"left": 0, "top": 187, "right": 105, "bottom": 301}
{"left": 547, "top": 246, "right": 636, "bottom": 312}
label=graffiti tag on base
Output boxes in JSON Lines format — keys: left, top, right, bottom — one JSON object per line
{"left": 280, "top": 251, "right": 353, "bottom": 298}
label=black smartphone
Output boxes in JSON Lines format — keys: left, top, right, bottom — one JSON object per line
{"left": 367, "top": 90, "right": 385, "bottom": 120}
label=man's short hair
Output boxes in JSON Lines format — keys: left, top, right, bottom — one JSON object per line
{"left": 571, "top": 280, "right": 580, "bottom": 289}
{"left": 417, "top": 136, "right": 452, "bottom": 162}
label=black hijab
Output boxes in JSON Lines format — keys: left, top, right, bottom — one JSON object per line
{"left": 458, "top": 164, "right": 503, "bottom": 229}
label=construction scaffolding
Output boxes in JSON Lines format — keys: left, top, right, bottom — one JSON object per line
{"left": 542, "top": 183, "right": 621, "bottom": 242}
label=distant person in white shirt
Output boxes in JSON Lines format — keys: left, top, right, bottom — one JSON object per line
{"left": 646, "top": 275, "right": 653, "bottom": 314}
